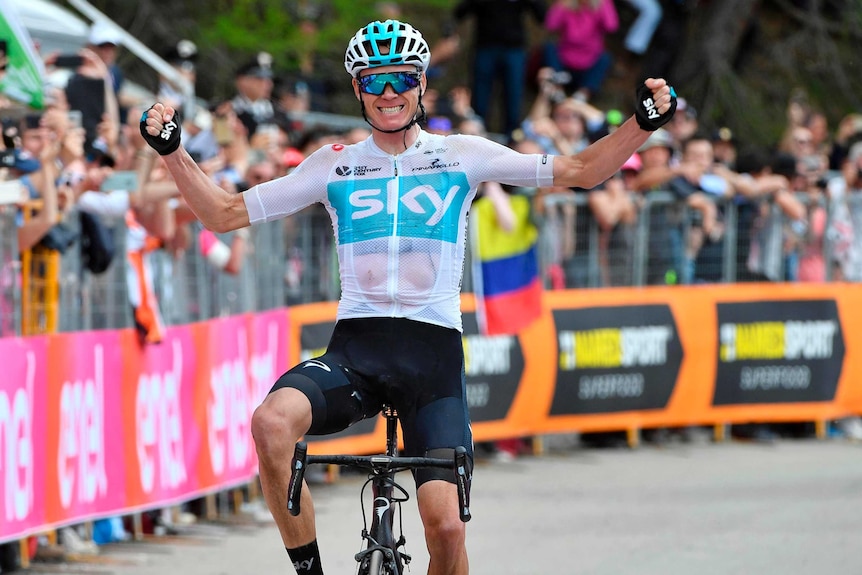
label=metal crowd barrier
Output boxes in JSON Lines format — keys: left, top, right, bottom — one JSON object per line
{"left": 0, "top": 206, "right": 21, "bottom": 338}
{"left": 537, "top": 189, "right": 846, "bottom": 289}
{"left": 2, "top": 187, "right": 858, "bottom": 340}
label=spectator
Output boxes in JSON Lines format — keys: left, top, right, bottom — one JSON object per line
{"left": 273, "top": 75, "right": 311, "bottom": 139}
{"left": 63, "top": 45, "right": 122, "bottom": 160}
{"left": 231, "top": 52, "right": 277, "bottom": 138}
{"left": 618, "top": 0, "right": 663, "bottom": 75}
{"left": 598, "top": 153, "right": 641, "bottom": 286}
{"left": 711, "top": 127, "right": 738, "bottom": 169}
{"left": 795, "top": 159, "right": 832, "bottom": 283}
{"left": 543, "top": 0, "right": 619, "bottom": 102}
{"left": 632, "top": 128, "right": 718, "bottom": 285}
{"left": 664, "top": 96, "right": 697, "bottom": 146}
{"left": 13, "top": 137, "right": 61, "bottom": 253}
{"left": 828, "top": 113, "right": 862, "bottom": 171}
{"left": 157, "top": 39, "right": 199, "bottom": 114}
{"left": 522, "top": 67, "right": 611, "bottom": 150}
{"left": 453, "top": 0, "right": 548, "bottom": 137}
{"left": 825, "top": 141, "right": 862, "bottom": 282}
{"left": 85, "top": 23, "right": 125, "bottom": 98}
{"left": 641, "top": 0, "right": 692, "bottom": 81}
{"left": 673, "top": 135, "right": 735, "bottom": 283}
{"left": 737, "top": 151, "right": 807, "bottom": 283}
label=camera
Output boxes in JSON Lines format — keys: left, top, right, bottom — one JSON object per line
{"left": 0, "top": 149, "right": 14, "bottom": 169}
{"left": 55, "top": 54, "right": 85, "bottom": 68}
{"left": 548, "top": 70, "right": 572, "bottom": 86}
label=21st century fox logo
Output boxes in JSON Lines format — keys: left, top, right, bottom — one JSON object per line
{"left": 335, "top": 165, "right": 381, "bottom": 177}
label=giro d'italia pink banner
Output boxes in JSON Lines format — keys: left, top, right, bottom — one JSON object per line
{"left": 0, "top": 309, "right": 289, "bottom": 544}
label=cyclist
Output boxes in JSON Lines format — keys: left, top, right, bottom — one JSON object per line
{"left": 140, "top": 19, "right": 677, "bottom": 575}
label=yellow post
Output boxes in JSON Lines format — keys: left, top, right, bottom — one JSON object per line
{"left": 626, "top": 427, "right": 640, "bottom": 449}
{"left": 233, "top": 488, "right": 244, "bottom": 515}
{"left": 18, "top": 538, "right": 30, "bottom": 569}
{"left": 19, "top": 201, "right": 61, "bottom": 336}
{"left": 815, "top": 420, "right": 828, "bottom": 440}
{"left": 205, "top": 494, "right": 218, "bottom": 520}
{"left": 713, "top": 423, "right": 728, "bottom": 443}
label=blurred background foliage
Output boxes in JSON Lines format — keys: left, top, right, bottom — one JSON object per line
{"left": 76, "top": 0, "right": 862, "bottom": 148}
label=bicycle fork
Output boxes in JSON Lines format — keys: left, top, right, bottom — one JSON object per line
{"left": 356, "top": 475, "right": 409, "bottom": 573}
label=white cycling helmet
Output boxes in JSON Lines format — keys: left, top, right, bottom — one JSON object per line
{"left": 344, "top": 20, "right": 431, "bottom": 77}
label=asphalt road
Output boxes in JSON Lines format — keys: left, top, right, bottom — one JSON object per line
{"left": 26, "top": 437, "right": 862, "bottom": 575}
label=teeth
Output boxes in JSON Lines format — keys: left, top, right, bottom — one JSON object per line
{"left": 379, "top": 106, "right": 403, "bottom": 114}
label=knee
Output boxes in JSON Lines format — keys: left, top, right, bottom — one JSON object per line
{"left": 251, "top": 389, "right": 311, "bottom": 454}
{"left": 423, "top": 512, "right": 466, "bottom": 550}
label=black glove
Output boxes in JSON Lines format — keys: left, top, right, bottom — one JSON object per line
{"left": 634, "top": 83, "right": 677, "bottom": 132}
{"left": 139, "top": 107, "right": 182, "bottom": 155}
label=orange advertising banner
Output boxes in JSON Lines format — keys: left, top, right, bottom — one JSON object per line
{"left": 288, "top": 283, "right": 862, "bottom": 448}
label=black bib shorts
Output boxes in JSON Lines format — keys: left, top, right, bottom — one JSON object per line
{"left": 269, "top": 317, "right": 474, "bottom": 486}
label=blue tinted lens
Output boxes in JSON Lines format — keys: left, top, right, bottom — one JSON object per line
{"left": 358, "top": 72, "right": 420, "bottom": 95}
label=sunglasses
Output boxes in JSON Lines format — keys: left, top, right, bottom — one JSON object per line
{"left": 357, "top": 72, "right": 421, "bottom": 95}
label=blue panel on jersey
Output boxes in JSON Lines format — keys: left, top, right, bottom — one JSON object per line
{"left": 328, "top": 172, "right": 470, "bottom": 244}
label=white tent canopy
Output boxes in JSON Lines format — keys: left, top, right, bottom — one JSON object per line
{"left": 8, "top": 0, "right": 89, "bottom": 56}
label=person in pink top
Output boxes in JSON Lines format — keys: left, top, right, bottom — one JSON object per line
{"left": 543, "top": 0, "right": 619, "bottom": 102}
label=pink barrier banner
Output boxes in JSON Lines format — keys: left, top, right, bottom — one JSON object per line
{"left": 0, "top": 336, "right": 48, "bottom": 543}
{"left": 120, "top": 327, "right": 203, "bottom": 508}
{"left": 197, "top": 315, "right": 261, "bottom": 488}
{"left": 0, "top": 308, "right": 292, "bottom": 545}
{"left": 44, "top": 331, "right": 127, "bottom": 526}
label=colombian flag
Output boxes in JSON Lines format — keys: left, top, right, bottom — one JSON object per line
{"left": 471, "top": 194, "right": 542, "bottom": 335}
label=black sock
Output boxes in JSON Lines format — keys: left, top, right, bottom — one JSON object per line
{"left": 286, "top": 540, "right": 323, "bottom": 575}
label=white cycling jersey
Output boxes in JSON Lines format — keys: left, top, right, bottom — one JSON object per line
{"left": 243, "top": 130, "right": 555, "bottom": 331}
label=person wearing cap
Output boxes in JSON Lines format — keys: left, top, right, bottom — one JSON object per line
{"left": 11, "top": 117, "right": 63, "bottom": 253}
{"left": 158, "top": 39, "right": 199, "bottom": 112}
{"left": 140, "top": 18, "right": 676, "bottom": 574}
{"left": 666, "top": 95, "right": 698, "bottom": 144}
{"left": 64, "top": 25, "right": 123, "bottom": 159}
{"left": 86, "top": 22, "right": 125, "bottom": 97}
{"left": 231, "top": 52, "right": 277, "bottom": 137}
{"left": 711, "top": 126, "right": 738, "bottom": 168}
{"left": 522, "top": 66, "right": 610, "bottom": 154}
{"left": 631, "top": 128, "right": 719, "bottom": 286}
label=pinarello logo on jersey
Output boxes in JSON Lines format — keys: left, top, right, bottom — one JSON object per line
{"left": 412, "top": 158, "right": 460, "bottom": 171}
{"left": 332, "top": 144, "right": 345, "bottom": 151}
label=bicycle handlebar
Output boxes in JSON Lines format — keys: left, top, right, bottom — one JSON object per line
{"left": 287, "top": 442, "right": 471, "bottom": 522}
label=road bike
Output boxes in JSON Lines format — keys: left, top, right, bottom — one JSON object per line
{"left": 287, "top": 406, "right": 471, "bottom": 575}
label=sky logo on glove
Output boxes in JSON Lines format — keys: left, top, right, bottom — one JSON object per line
{"left": 140, "top": 107, "right": 183, "bottom": 156}
{"left": 634, "top": 84, "right": 677, "bottom": 132}
{"left": 160, "top": 119, "right": 178, "bottom": 141}
{"left": 641, "top": 97, "right": 660, "bottom": 120}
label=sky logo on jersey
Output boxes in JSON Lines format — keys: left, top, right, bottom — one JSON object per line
{"left": 328, "top": 172, "right": 470, "bottom": 244}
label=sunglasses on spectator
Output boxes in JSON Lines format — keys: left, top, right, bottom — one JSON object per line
{"left": 357, "top": 72, "right": 421, "bottom": 95}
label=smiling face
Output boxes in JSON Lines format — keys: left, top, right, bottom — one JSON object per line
{"left": 352, "top": 64, "right": 425, "bottom": 133}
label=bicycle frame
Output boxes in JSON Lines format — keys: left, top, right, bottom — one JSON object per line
{"left": 287, "top": 407, "right": 471, "bottom": 574}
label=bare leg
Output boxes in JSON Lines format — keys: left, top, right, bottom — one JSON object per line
{"left": 417, "top": 480, "right": 469, "bottom": 575}
{"left": 251, "top": 387, "right": 317, "bottom": 547}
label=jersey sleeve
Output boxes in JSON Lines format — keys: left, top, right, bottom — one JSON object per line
{"left": 450, "top": 135, "right": 555, "bottom": 189}
{"left": 242, "top": 145, "right": 332, "bottom": 224}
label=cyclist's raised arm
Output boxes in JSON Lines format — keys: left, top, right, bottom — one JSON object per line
{"left": 141, "top": 103, "right": 250, "bottom": 233}
{"left": 553, "top": 77, "right": 676, "bottom": 191}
